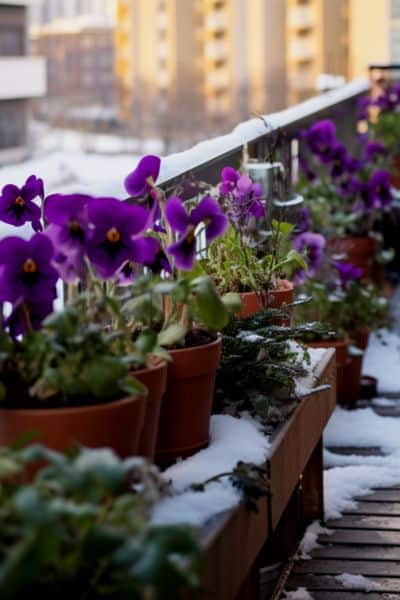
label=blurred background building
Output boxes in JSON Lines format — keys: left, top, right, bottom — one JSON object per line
{"left": 0, "top": 0, "right": 395, "bottom": 157}
{"left": 0, "top": 0, "right": 45, "bottom": 165}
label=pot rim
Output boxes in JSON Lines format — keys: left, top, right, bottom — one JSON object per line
{"left": 167, "top": 334, "right": 221, "bottom": 356}
{"left": 134, "top": 358, "right": 167, "bottom": 377}
{"left": 0, "top": 394, "right": 143, "bottom": 416}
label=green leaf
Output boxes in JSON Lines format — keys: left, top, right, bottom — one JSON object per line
{"left": 271, "top": 220, "right": 294, "bottom": 235}
{"left": 221, "top": 292, "right": 242, "bottom": 314}
{"left": 158, "top": 323, "right": 187, "bottom": 347}
{"left": 135, "top": 330, "right": 158, "bottom": 355}
{"left": 191, "top": 276, "right": 229, "bottom": 331}
{"left": 121, "top": 375, "right": 148, "bottom": 397}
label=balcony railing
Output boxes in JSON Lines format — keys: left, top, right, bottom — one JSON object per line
{"left": 158, "top": 78, "right": 370, "bottom": 192}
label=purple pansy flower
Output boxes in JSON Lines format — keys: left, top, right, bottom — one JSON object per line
{"left": 0, "top": 175, "right": 44, "bottom": 230}
{"left": 364, "top": 141, "right": 386, "bottom": 162}
{"left": 299, "top": 156, "right": 316, "bottom": 182}
{"left": 326, "top": 143, "right": 349, "bottom": 178}
{"left": 165, "top": 195, "right": 227, "bottom": 270}
{"left": 142, "top": 237, "right": 172, "bottom": 274}
{"left": 369, "top": 170, "right": 393, "bottom": 209}
{"left": 44, "top": 193, "right": 93, "bottom": 255}
{"left": 333, "top": 261, "right": 363, "bottom": 288}
{"left": 86, "top": 197, "right": 151, "bottom": 279}
{"left": 293, "top": 232, "right": 326, "bottom": 276}
{"left": 51, "top": 250, "right": 86, "bottom": 284}
{"left": 304, "top": 120, "right": 337, "bottom": 159}
{"left": 5, "top": 297, "right": 54, "bottom": 338}
{"left": 0, "top": 234, "right": 58, "bottom": 303}
{"left": 220, "top": 167, "right": 240, "bottom": 195}
{"left": 124, "top": 155, "right": 161, "bottom": 197}
{"left": 297, "top": 206, "right": 312, "bottom": 233}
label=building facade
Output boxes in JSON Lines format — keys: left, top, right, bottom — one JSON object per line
{"left": 0, "top": 0, "right": 46, "bottom": 165}
{"left": 30, "top": 16, "right": 116, "bottom": 129}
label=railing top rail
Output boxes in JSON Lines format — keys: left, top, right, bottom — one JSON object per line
{"left": 159, "top": 78, "right": 370, "bottom": 190}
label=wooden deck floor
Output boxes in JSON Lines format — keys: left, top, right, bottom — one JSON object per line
{"left": 283, "top": 403, "right": 400, "bottom": 599}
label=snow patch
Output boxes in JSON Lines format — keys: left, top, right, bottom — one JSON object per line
{"left": 283, "top": 588, "right": 314, "bottom": 599}
{"left": 363, "top": 330, "right": 400, "bottom": 394}
{"left": 335, "top": 573, "right": 382, "bottom": 591}
{"left": 152, "top": 415, "right": 269, "bottom": 526}
{"left": 298, "top": 521, "right": 333, "bottom": 559}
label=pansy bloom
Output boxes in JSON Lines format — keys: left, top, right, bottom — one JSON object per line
{"left": 333, "top": 261, "right": 363, "bottom": 288}
{"left": 303, "top": 120, "right": 337, "bottom": 159}
{"left": 5, "top": 297, "right": 54, "bottom": 337}
{"left": 220, "top": 168, "right": 264, "bottom": 226}
{"left": 0, "top": 234, "right": 58, "bottom": 303}
{"left": 293, "top": 232, "right": 326, "bottom": 277}
{"left": 86, "top": 197, "right": 151, "bottom": 279}
{"left": 44, "top": 193, "right": 93, "bottom": 256}
{"left": 0, "top": 175, "right": 44, "bottom": 230}
{"left": 124, "top": 155, "right": 161, "bottom": 197}
{"left": 369, "top": 170, "right": 393, "bottom": 209}
{"left": 166, "top": 195, "right": 227, "bottom": 270}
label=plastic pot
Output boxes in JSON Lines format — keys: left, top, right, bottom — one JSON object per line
{"left": 134, "top": 360, "right": 167, "bottom": 461}
{"left": 0, "top": 394, "right": 146, "bottom": 458}
{"left": 155, "top": 336, "right": 221, "bottom": 467}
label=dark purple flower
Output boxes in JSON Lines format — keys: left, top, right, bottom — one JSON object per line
{"left": 304, "top": 120, "right": 337, "bottom": 158}
{"left": 326, "top": 143, "right": 349, "bottom": 178}
{"left": 52, "top": 250, "right": 86, "bottom": 283}
{"left": 86, "top": 197, "right": 150, "bottom": 279}
{"left": 0, "top": 175, "right": 44, "bottom": 229}
{"left": 191, "top": 196, "right": 228, "bottom": 242}
{"left": 165, "top": 195, "right": 227, "bottom": 270}
{"left": 0, "top": 234, "right": 58, "bottom": 303}
{"left": 369, "top": 170, "right": 393, "bottom": 209}
{"left": 234, "top": 175, "right": 264, "bottom": 218}
{"left": 220, "top": 167, "right": 239, "bottom": 195}
{"left": 293, "top": 232, "right": 326, "bottom": 277}
{"left": 297, "top": 206, "right": 312, "bottom": 233}
{"left": 44, "top": 193, "right": 92, "bottom": 255}
{"left": 333, "top": 261, "right": 363, "bottom": 288}
{"left": 299, "top": 156, "right": 316, "bottom": 182}
{"left": 5, "top": 297, "right": 54, "bottom": 337}
{"left": 364, "top": 140, "right": 386, "bottom": 162}
{"left": 124, "top": 155, "right": 161, "bottom": 197}
{"left": 357, "top": 96, "right": 371, "bottom": 121}
{"left": 142, "top": 237, "right": 172, "bottom": 274}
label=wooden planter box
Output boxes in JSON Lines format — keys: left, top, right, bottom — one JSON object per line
{"left": 187, "top": 349, "right": 336, "bottom": 600}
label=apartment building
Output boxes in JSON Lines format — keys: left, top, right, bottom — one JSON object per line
{"left": 115, "top": 0, "right": 287, "bottom": 144}
{"left": 30, "top": 15, "right": 116, "bottom": 128}
{"left": 0, "top": 0, "right": 46, "bottom": 165}
{"left": 286, "top": 0, "right": 349, "bottom": 104}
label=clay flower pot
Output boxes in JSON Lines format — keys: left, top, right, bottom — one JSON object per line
{"left": 341, "top": 354, "right": 363, "bottom": 409}
{"left": 155, "top": 336, "right": 221, "bottom": 467}
{"left": 351, "top": 327, "right": 371, "bottom": 351}
{"left": 238, "top": 280, "right": 294, "bottom": 320}
{"left": 330, "top": 236, "right": 377, "bottom": 278}
{"left": 134, "top": 360, "right": 167, "bottom": 460}
{"left": 0, "top": 395, "right": 146, "bottom": 459}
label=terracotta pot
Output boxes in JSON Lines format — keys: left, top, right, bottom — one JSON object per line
{"left": 392, "top": 155, "right": 400, "bottom": 189}
{"left": 329, "top": 236, "right": 377, "bottom": 278}
{"left": 237, "top": 280, "right": 294, "bottom": 320}
{"left": 134, "top": 360, "right": 167, "bottom": 461}
{"left": 360, "top": 375, "right": 378, "bottom": 400}
{"left": 340, "top": 355, "right": 363, "bottom": 409}
{"left": 155, "top": 337, "right": 221, "bottom": 466}
{"left": 0, "top": 395, "right": 146, "bottom": 459}
{"left": 350, "top": 327, "right": 371, "bottom": 351}
{"left": 267, "top": 281, "right": 295, "bottom": 326}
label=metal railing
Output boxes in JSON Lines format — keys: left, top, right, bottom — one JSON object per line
{"left": 159, "top": 78, "right": 370, "bottom": 194}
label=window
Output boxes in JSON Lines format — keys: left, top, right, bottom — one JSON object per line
{"left": 0, "top": 26, "right": 24, "bottom": 56}
{"left": 0, "top": 101, "right": 26, "bottom": 149}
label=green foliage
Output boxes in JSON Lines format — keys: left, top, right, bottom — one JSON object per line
{"left": 214, "top": 309, "right": 323, "bottom": 428}
{"left": 370, "top": 111, "right": 400, "bottom": 156}
{"left": 295, "top": 279, "right": 391, "bottom": 341}
{"left": 0, "top": 445, "right": 202, "bottom": 600}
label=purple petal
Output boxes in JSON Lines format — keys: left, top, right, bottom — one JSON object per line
{"left": 124, "top": 155, "right": 161, "bottom": 197}
{"left": 165, "top": 196, "right": 190, "bottom": 233}
{"left": 167, "top": 233, "right": 196, "bottom": 271}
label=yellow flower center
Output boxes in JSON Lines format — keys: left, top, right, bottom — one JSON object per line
{"left": 15, "top": 196, "right": 25, "bottom": 207}
{"left": 22, "top": 258, "right": 37, "bottom": 273}
{"left": 69, "top": 220, "right": 81, "bottom": 232}
{"left": 106, "top": 227, "right": 121, "bottom": 243}
{"left": 204, "top": 217, "right": 212, "bottom": 226}
{"left": 186, "top": 228, "right": 195, "bottom": 244}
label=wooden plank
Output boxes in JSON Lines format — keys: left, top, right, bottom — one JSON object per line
{"left": 268, "top": 351, "right": 336, "bottom": 528}
{"left": 355, "top": 491, "right": 400, "bottom": 502}
{"left": 287, "top": 574, "right": 400, "bottom": 593}
{"left": 318, "top": 529, "right": 400, "bottom": 546}
{"left": 311, "top": 545, "right": 400, "bottom": 561}
{"left": 327, "top": 515, "right": 400, "bottom": 531}
{"left": 345, "top": 502, "right": 400, "bottom": 516}
{"left": 293, "top": 559, "right": 400, "bottom": 577}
